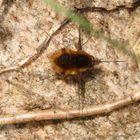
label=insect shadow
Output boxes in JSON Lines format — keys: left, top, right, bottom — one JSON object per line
{"left": 54, "top": 67, "right": 103, "bottom": 85}
{"left": 54, "top": 67, "right": 103, "bottom": 108}
{"left": 49, "top": 27, "right": 104, "bottom": 109}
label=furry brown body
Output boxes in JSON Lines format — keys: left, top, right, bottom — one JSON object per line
{"left": 50, "top": 48, "right": 100, "bottom": 75}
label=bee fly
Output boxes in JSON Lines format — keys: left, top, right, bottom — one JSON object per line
{"left": 50, "top": 48, "right": 125, "bottom": 75}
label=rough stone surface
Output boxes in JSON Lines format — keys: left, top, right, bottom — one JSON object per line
{"left": 0, "top": 0, "right": 140, "bottom": 139}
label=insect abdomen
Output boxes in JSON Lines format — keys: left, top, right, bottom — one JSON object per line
{"left": 50, "top": 48, "right": 95, "bottom": 75}
{"left": 55, "top": 53, "right": 92, "bottom": 69}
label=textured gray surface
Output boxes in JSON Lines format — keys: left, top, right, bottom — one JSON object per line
{"left": 0, "top": 0, "right": 140, "bottom": 139}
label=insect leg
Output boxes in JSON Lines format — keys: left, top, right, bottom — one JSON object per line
{"left": 75, "top": 27, "right": 83, "bottom": 50}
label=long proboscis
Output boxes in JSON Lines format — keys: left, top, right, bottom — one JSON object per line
{"left": 100, "top": 60, "right": 126, "bottom": 63}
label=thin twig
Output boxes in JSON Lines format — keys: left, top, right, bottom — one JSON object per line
{"left": 0, "top": 18, "right": 70, "bottom": 76}
{"left": 133, "top": 37, "right": 140, "bottom": 70}
{"left": 45, "top": 0, "right": 139, "bottom": 63}
{"left": 0, "top": 90, "right": 140, "bottom": 125}
{"left": 77, "top": 1, "right": 140, "bottom": 13}
{"left": 0, "top": 3, "right": 140, "bottom": 126}
{"left": 1, "top": 2, "right": 140, "bottom": 76}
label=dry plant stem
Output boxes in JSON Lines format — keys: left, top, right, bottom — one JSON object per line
{"left": 0, "top": 19, "right": 70, "bottom": 76}
{"left": 77, "top": 1, "right": 140, "bottom": 13}
{"left": 0, "top": 90, "right": 140, "bottom": 125}
{"left": 133, "top": 38, "right": 140, "bottom": 70}
{"left": 0, "top": 2, "right": 139, "bottom": 76}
